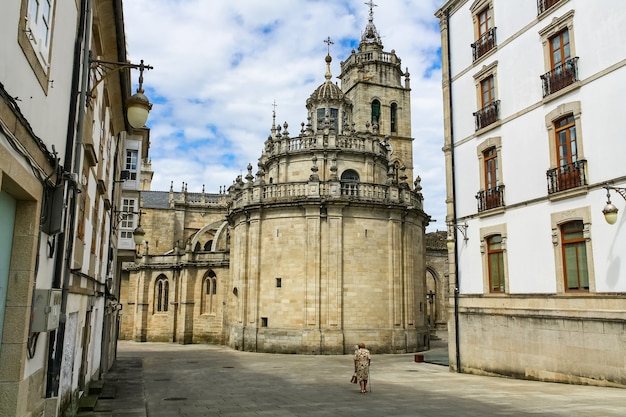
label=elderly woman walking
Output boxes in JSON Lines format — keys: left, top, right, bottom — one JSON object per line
{"left": 353, "top": 342, "right": 371, "bottom": 393}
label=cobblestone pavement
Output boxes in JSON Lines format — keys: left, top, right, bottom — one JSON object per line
{"left": 81, "top": 340, "right": 626, "bottom": 417}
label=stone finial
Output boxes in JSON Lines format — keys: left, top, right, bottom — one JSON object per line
{"left": 310, "top": 155, "right": 320, "bottom": 182}
{"left": 246, "top": 163, "right": 254, "bottom": 182}
{"left": 414, "top": 175, "right": 422, "bottom": 192}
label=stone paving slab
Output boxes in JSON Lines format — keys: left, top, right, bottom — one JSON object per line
{"left": 85, "top": 341, "right": 626, "bottom": 417}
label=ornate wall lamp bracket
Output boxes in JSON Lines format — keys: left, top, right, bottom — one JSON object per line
{"left": 602, "top": 183, "right": 626, "bottom": 225}
{"left": 88, "top": 51, "right": 154, "bottom": 128}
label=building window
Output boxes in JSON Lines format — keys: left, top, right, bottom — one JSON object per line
{"left": 126, "top": 150, "right": 138, "bottom": 180}
{"left": 26, "top": 0, "right": 54, "bottom": 65}
{"left": 340, "top": 169, "right": 360, "bottom": 196}
{"left": 480, "top": 224, "right": 508, "bottom": 294}
{"left": 545, "top": 102, "right": 586, "bottom": 194}
{"left": 261, "top": 317, "right": 268, "bottom": 327}
{"left": 476, "top": 141, "right": 505, "bottom": 212}
{"left": 119, "top": 198, "right": 137, "bottom": 239}
{"left": 18, "top": 0, "right": 55, "bottom": 91}
{"left": 390, "top": 103, "right": 397, "bottom": 133}
{"left": 473, "top": 62, "right": 500, "bottom": 131}
{"left": 371, "top": 99, "right": 381, "bottom": 127}
{"left": 202, "top": 271, "right": 217, "bottom": 314}
{"left": 551, "top": 207, "right": 595, "bottom": 293}
{"left": 155, "top": 276, "right": 169, "bottom": 313}
{"left": 561, "top": 220, "right": 589, "bottom": 291}
{"left": 317, "top": 107, "right": 339, "bottom": 131}
{"left": 487, "top": 235, "right": 505, "bottom": 292}
{"left": 537, "top": 0, "right": 561, "bottom": 15}
{"left": 276, "top": 278, "right": 282, "bottom": 288}
{"left": 539, "top": 10, "right": 578, "bottom": 98}
{"left": 471, "top": 3, "right": 497, "bottom": 61}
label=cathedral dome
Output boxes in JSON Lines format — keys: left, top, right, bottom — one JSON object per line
{"left": 309, "top": 79, "right": 344, "bottom": 102}
{"left": 308, "top": 54, "right": 344, "bottom": 104}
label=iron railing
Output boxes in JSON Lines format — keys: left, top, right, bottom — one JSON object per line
{"left": 537, "top": 0, "right": 560, "bottom": 15}
{"left": 473, "top": 100, "right": 500, "bottom": 131}
{"left": 540, "top": 57, "right": 579, "bottom": 97}
{"left": 546, "top": 159, "right": 587, "bottom": 194}
{"left": 471, "top": 27, "right": 497, "bottom": 61}
{"left": 476, "top": 185, "right": 505, "bottom": 212}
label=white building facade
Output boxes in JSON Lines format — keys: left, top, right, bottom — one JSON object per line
{"left": 436, "top": 0, "right": 626, "bottom": 386}
{"left": 0, "top": 1, "right": 147, "bottom": 415}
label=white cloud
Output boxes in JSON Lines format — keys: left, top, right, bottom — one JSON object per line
{"left": 123, "top": 0, "right": 447, "bottom": 231}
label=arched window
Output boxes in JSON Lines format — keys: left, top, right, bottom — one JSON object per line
{"left": 341, "top": 169, "right": 360, "bottom": 196}
{"left": 154, "top": 275, "right": 169, "bottom": 313}
{"left": 194, "top": 242, "right": 201, "bottom": 252}
{"left": 204, "top": 240, "right": 213, "bottom": 251}
{"left": 371, "top": 99, "right": 381, "bottom": 126}
{"left": 390, "top": 103, "right": 398, "bottom": 132}
{"left": 201, "top": 270, "right": 218, "bottom": 314}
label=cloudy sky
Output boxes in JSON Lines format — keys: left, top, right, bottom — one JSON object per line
{"left": 122, "top": 0, "right": 446, "bottom": 231}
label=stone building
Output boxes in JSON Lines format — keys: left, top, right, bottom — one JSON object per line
{"left": 120, "top": 7, "right": 433, "bottom": 354}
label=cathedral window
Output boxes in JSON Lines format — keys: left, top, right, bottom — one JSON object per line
{"left": 204, "top": 240, "right": 213, "bottom": 251}
{"left": 340, "top": 169, "right": 360, "bottom": 196}
{"left": 317, "top": 107, "right": 339, "bottom": 131}
{"left": 154, "top": 276, "right": 169, "bottom": 313}
{"left": 390, "top": 103, "right": 398, "bottom": 133}
{"left": 371, "top": 99, "right": 381, "bottom": 127}
{"left": 202, "top": 270, "right": 217, "bottom": 314}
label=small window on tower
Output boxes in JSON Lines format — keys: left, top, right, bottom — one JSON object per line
{"left": 276, "top": 278, "right": 282, "bottom": 288}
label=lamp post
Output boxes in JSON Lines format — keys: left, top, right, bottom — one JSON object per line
{"left": 602, "top": 183, "right": 626, "bottom": 225}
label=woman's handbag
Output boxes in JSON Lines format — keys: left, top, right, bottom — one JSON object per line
{"left": 350, "top": 372, "right": 358, "bottom": 383}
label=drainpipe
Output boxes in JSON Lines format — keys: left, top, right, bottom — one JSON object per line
{"left": 444, "top": 8, "right": 461, "bottom": 373}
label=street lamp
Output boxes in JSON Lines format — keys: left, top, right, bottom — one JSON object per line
{"left": 602, "top": 183, "right": 626, "bottom": 224}
{"left": 89, "top": 54, "right": 154, "bottom": 128}
{"left": 446, "top": 222, "right": 468, "bottom": 249}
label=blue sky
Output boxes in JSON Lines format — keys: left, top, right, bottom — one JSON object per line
{"left": 122, "top": 0, "right": 446, "bottom": 231}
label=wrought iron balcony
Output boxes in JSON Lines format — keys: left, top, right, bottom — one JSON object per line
{"left": 537, "top": 0, "right": 560, "bottom": 15}
{"left": 471, "top": 27, "right": 497, "bottom": 61}
{"left": 476, "top": 185, "right": 505, "bottom": 212}
{"left": 546, "top": 159, "right": 587, "bottom": 194}
{"left": 540, "top": 57, "right": 579, "bottom": 97}
{"left": 473, "top": 100, "right": 500, "bottom": 131}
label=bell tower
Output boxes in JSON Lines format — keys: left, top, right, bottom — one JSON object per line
{"left": 338, "top": 1, "right": 414, "bottom": 185}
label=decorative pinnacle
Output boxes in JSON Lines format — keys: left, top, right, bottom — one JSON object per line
{"left": 323, "top": 36, "right": 334, "bottom": 80}
{"left": 365, "top": 0, "right": 377, "bottom": 22}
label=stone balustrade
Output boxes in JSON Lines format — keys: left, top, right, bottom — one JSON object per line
{"left": 230, "top": 180, "right": 423, "bottom": 210}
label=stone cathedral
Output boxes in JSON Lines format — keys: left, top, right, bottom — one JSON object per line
{"left": 120, "top": 8, "right": 431, "bottom": 354}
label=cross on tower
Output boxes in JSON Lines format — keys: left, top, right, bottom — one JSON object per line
{"left": 324, "top": 36, "right": 334, "bottom": 55}
{"left": 365, "top": 0, "right": 378, "bottom": 20}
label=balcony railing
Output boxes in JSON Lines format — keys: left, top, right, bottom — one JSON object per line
{"left": 537, "top": 0, "right": 560, "bottom": 15}
{"left": 540, "top": 57, "right": 579, "bottom": 97}
{"left": 546, "top": 159, "right": 587, "bottom": 194}
{"left": 471, "top": 27, "right": 497, "bottom": 61}
{"left": 476, "top": 185, "right": 505, "bottom": 212}
{"left": 473, "top": 100, "right": 500, "bottom": 131}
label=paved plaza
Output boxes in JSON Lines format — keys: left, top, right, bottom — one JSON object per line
{"left": 80, "top": 340, "right": 626, "bottom": 417}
